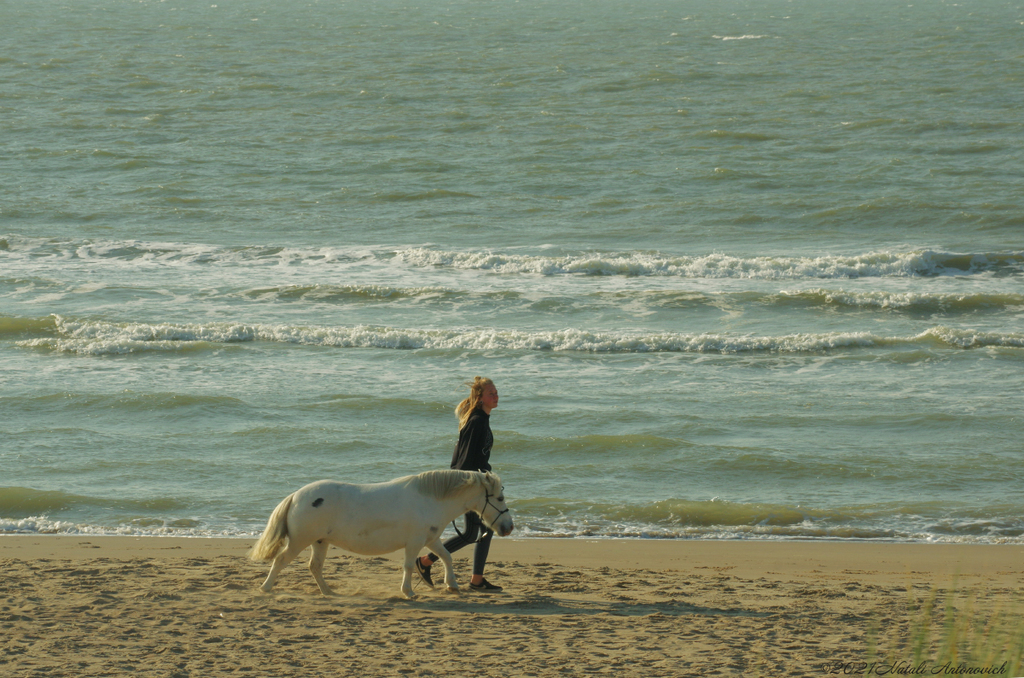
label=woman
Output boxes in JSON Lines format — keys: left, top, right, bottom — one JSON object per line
{"left": 415, "top": 376, "right": 503, "bottom": 592}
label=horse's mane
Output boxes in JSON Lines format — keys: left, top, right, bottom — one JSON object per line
{"left": 410, "top": 469, "right": 499, "bottom": 500}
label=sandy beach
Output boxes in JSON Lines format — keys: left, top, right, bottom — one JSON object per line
{"left": 2, "top": 536, "right": 1022, "bottom": 677}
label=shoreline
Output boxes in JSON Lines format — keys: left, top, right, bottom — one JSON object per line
{"left": 4, "top": 534, "right": 1023, "bottom": 582}
{"left": 4, "top": 535, "right": 1022, "bottom": 677}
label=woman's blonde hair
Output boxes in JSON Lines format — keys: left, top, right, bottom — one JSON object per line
{"left": 455, "top": 376, "right": 494, "bottom": 430}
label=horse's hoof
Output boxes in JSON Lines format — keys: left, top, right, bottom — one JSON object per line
{"left": 446, "top": 585, "right": 461, "bottom": 595}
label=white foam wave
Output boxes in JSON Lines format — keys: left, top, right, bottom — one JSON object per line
{"left": 5, "top": 235, "right": 1020, "bottom": 280}
{"left": 921, "top": 326, "right": 1024, "bottom": 349}
{"left": 781, "top": 288, "right": 1024, "bottom": 311}
{"left": 19, "top": 316, "right": 1024, "bottom": 356}
{"left": 713, "top": 34, "right": 768, "bottom": 40}
{"left": 0, "top": 515, "right": 256, "bottom": 537}
{"left": 18, "top": 317, "right": 252, "bottom": 355}
{"left": 5, "top": 514, "right": 1019, "bottom": 544}
{"left": 0, "top": 235, "right": 372, "bottom": 269}
{"left": 396, "top": 248, "right": 1024, "bottom": 279}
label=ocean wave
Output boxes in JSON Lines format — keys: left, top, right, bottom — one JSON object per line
{"left": 4, "top": 486, "right": 1021, "bottom": 544}
{"left": 0, "top": 487, "right": 234, "bottom": 537}
{"left": 712, "top": 34, "right": 769, "bottom": 41}
{"left": 0, "top": 487, "right": 85, "bottom": 516}
{"left": 16, "top": 316, "right": 233, "bottom": 355}
{"left": 238, "top": 283, "right": 457, "bottom": 303}
{"left": 0, "top": 314, "right": 58, "bottom": 338}
{"left": 395, "top": 247, "right": 1024, "bottom": 279}
{"left": 4, "top": 235, "right": 1022, "bottom": 279}
{"left": 14, "top": 315, "right": 1024, "bottom": 355}
{"left": 0, "top": 515, "right": 251, "bottom": 537}
{"left": 0, "top": 234, "right": 371, "bottom": 268}
{"left": 918, "top": 326, "right": 1024, "bottom": 349}
{"left": 778, "top": 288, "right": 1024, "bottom": 313}
{"left": 1, "top": 391, "right": 251, "bottom": 417}
{"left": 0, "top": 486, "right": 187, "bottom": 517}
{"left": 5, "top": 498, "right": 1022, "bottom": 544}
{"left": 512, "top": 498, "right": 1024, "bottom": 543}
{"left": 606, "top": 288, "right": 1024, "bottom": 315}
{"left": 6, "top": 518, "right": 1018, "bottom": 542}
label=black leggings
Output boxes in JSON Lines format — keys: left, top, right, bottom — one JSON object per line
{"left": 427, "top": 511, "right": 493, "bottom": 576}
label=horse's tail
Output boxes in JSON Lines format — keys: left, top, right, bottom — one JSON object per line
{"left": 248, "top": 493, "right": 294, "bottom": 562}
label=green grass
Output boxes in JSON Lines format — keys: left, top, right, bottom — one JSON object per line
{"left": 865, "top": 583, "right": 1024, "bottom": 677}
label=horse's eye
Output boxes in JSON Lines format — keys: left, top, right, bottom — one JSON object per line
{"left": 497, "top": 496, "right": 504, "bottom": 502}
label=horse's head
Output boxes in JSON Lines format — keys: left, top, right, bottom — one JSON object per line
{"left": 479, "top": 472, "right": 514, "bottom": 537}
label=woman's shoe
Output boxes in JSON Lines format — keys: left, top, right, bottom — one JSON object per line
{"left": 415, "top": 559, "right": 434, "bottom": 589}
{"left": 469, "top": 578, "right": 503, "bottom": 592}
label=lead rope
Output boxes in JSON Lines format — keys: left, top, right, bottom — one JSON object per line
{"left": 451, "top": 488, "right": 506, "bottom": 543}
{"left": 450, "top": 518, "right": 492, "bottom": 543}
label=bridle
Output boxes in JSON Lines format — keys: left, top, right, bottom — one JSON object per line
{"left": 451, "top": 485, "right": 509, "bottom": 542}
{"left": 483, "top": 485, "right": 510, "bottom": 523}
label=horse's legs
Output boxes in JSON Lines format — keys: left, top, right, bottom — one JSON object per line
{"left": 400, "top": 545, "right": 419, "bottom": 599}
{"left": 425, "top": 539, "right": 458, "bottom": 594}
{"left": 308, "top": 540, "right": 335, "bottom": 596}
{"left": 259, "top": 541, "right": 306, "bottom": 593}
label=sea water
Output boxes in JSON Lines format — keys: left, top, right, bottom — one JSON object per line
{"left": 2, "top": 0, "right": 1023, "bottom": 543}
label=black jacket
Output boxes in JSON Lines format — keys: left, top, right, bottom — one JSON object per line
{"left": 450, "top": 409, "right": 493, "bottom": 472}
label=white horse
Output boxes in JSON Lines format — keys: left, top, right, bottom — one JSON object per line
{"left": 248, "top": 469, "right": 514, "bottom": 599}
